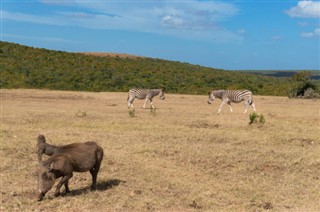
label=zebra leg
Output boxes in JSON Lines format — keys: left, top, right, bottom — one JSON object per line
{"left": 244, "top": 101, "right": 249, "bottom": 114}
{"left": 143, "top": 98, "right": 149, "bottom": 109}
{"left": 227, "top": 102, "right": 233, "bottom": 113}
{"left": 150, "top": 100, "right": 155, "bottom": 109}
{"left": 217, "top": 101, "right": 226, "bottom": 113}
{"left": 251, "top": 102, "right": 256, "bottom": 112}
{"left": 128, "top": 98, "right": 134, "bottom": 108}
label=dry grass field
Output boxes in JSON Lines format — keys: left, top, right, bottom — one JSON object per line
{"left": 1, "top": 89, "right": 319, "bottom": 211}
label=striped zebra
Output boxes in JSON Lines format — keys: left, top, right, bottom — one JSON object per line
{"left": 207, "top": 89, "right": 256, "bottom": 114}
{"left": 127, "top": 88, "right": 165, "bottom": 109}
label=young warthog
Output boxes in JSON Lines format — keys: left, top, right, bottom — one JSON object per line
{"left": 37, "top": 141, "right": 104, "bottom": 201}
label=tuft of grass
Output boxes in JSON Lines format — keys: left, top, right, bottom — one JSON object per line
{"left": 75, "top": 110, "right": 87, "bottom": 117}
{"left": 249, "top": 112, "right": 266, "bottom": 125}
{"left": 128, "top": 108, "right": 135, "bottom": 117}
{"left": 150, "top": 107, "right": 157, "bottom": 116}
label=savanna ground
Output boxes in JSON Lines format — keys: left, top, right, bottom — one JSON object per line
{"left": 0, "top": 89, "right": 319, "bottom": 211}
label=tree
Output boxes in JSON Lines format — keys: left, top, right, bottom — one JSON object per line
{"left": 292, "top": 71, "right": 311, "bottom": 84}
{"left": 289, "top": 71, "right": 318, "bottom": 98}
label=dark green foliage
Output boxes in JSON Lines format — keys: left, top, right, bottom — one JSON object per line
{"left": 1, "top": 41, "right": 294, "bottom": 95}
{"left": 288, "top": 71, "right": 320, "bottom": 98}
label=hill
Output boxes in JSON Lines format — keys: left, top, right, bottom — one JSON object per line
{"left": 1, "top": 41, "right": 292, "bottom": 95}
{"left": 243, "top": 70, "right": 320, "bottom": 80}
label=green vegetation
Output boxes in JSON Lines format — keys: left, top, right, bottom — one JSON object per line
{"left": 0, "top": 41, "right": 310, "bottom": 96}
{"left": 128, "top": 108, "right": 135, "bottom": 118}
{"left": 288, "top": 71, "right": 320, "bottom": 98}
{"left": 249, "top": 112, "right": 266, "bottom": 125}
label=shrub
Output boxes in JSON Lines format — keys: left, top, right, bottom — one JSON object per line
{"left": 249, "top": 112, "right": 265, "bottom": 125}
{"left": 289, "top": 71, "right": 320, "bottom": 99}
{"left": 259, "top": 114, "right": 266, "bottom": 124}
{"left": 128, "top": 108, "right": 135, "bottom": 118}
{"left": 303, "top": 88, "right": 320, "bottom": 99}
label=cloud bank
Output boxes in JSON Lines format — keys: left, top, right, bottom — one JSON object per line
{"left": 285, "top": 0, "right": 320, "bottom": 18}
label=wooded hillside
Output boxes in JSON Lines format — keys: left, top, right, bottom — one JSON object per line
{"left": 1, "top": 41, "right": 292, "bottom": 95}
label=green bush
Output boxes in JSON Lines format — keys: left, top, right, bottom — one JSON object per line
{"left": 289, "top": 71, "right": 320, "bottom": 98}
{"left": 249, "top": 112, "right": 265, "bottom": 125}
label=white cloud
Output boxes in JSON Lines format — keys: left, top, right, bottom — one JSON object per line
{"left": 2, "top": 1, "right": 242, "bottom": 43}
{"left": 300, "top": 28, "right": 320, "bottom": 38}
{"left": 161, "top": 15, "right": 186, "bottom": 28}
{"left": 285, "top": 1, "right": 320, "bottom": 18}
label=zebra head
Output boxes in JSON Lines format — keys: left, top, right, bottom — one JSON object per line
{"left": 159, "top": 89, "right": 165, "bottom": 100}
{"left": 207, "top": 90, "right": 215, "bottom": 104}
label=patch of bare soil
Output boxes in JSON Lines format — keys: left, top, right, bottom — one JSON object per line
{"left": 81, "top": 52, "right": 144, "bottom": 59}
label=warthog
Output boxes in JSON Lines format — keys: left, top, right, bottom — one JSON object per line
{"left": 37, "top": 141, "right": 104, "bottom": 201}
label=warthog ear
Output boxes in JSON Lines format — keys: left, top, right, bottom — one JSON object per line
{"left": 37, "top": 135, "right": 46, "bottom": 143}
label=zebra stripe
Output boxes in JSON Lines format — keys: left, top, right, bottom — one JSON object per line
{"left": 127, "top": 88, "right": 165, "bottom": 109}
{"left": 207, "top": 89, "right": 256, "bottom": 114}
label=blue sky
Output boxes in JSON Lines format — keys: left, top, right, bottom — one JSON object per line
{"left": 1, "top": 0, "right": 320, "bottom": 70}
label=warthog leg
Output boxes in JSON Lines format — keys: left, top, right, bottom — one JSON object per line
{"left": 55, "top": 174, "right": 73, "bottom": 196}
{"left": 90, "top": 163, "right": 101, "bottom": 190}
{"left": 64, "top": 180, "right": 70, "bottom": 194}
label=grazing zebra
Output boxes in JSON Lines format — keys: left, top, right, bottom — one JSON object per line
{"left": 207, "top": 89, "right": 256, "bottom": 114}
{"left": 127, "top": 88, "right": 165, "bottom": 109}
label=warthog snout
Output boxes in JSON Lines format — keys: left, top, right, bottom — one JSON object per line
{"left": 38, "top": 190, "right": 45, "bottom": 201}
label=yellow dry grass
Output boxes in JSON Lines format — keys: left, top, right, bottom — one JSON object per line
{"left": 1, "top": 89, "right": 319, "bottom": 211}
